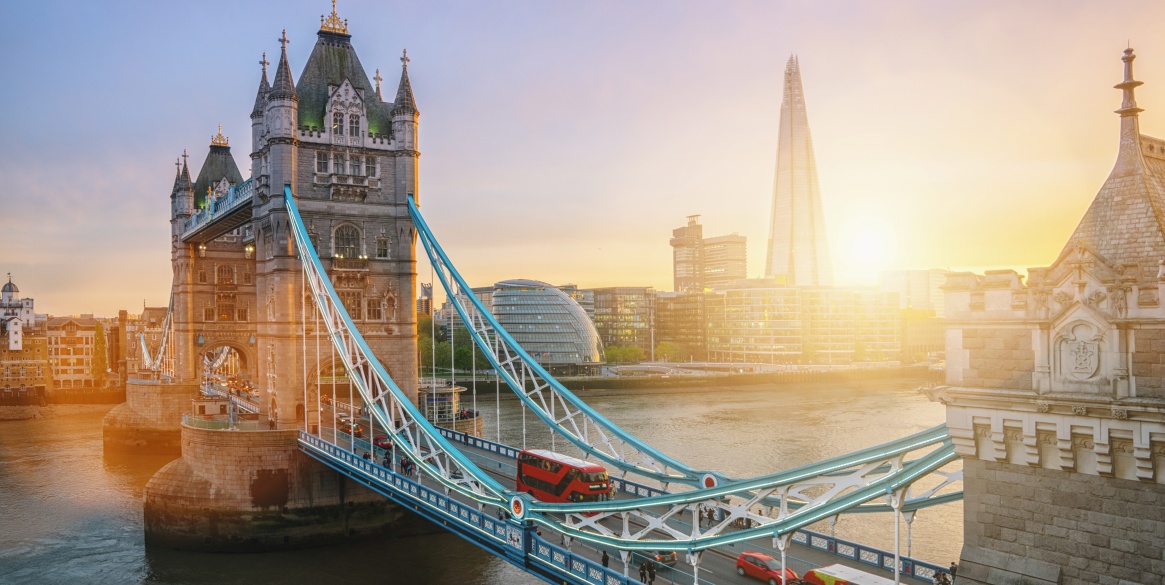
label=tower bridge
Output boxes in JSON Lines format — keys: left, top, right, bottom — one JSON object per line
{"left": 106, "top": 5, "right": 968, "bottom": 583}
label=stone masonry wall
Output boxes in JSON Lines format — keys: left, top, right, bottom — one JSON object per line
{"left": 1132, "top": 329, "right": 1165, "bottom": 399}
{"left": 125, "top": 378, "right": 199, "bottom": 426}
{"left": 961, "top": 458, "right": 1165, "bottom": 585}
{"left": 960, "top": 328, "right": 1035, "bottom": 391}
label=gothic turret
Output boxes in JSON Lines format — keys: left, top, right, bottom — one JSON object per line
{"left": 170, "top": 151, "right": 193, "bottom": 221}
{"left": 266, "top": 30, "right": 299, "bottom": 192}
{"left": 1059, "top": 47, "right": 1165, "bottom": 271}
{"left": 392, "top": 50, "right": 417, "bottom": 116}
{"left": 251, "top": 52, "right": 271, "bottom": 169}
{"left": 392, "top": 49, "right": 419, "bottom": 152}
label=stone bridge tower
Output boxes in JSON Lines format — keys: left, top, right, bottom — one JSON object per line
{"left": 928, "top": 49, "right": 1165, "bottom": 585}
{"left": 166, "top": 6, "right": 419, "bottom": 427}
{"left": 247, "top": 9, "right": 420, "bottom": 426}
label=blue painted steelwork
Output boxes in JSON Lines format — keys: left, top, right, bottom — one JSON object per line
{"left": 298, "top": 432, "right": 635, "bottom": 585}
{"left": 201, "top": 382, "right": 259, "bottom": 413}
{"left": 284, "top": 187, "right": 510, "bottom": 506}
{"left": 140, "top": 293, "right": 174, "bottom": 377}
{"left": 182, "top": 178, "right": 255, "bottom": 237}
{"left": 409, "top": 195, "right": 717, "bottom": 487}
{"left": 283, "top": 186, "right": 965, "bottom": 578}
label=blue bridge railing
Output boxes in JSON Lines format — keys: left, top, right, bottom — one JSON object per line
{"left": 432, "top": 426, "right": 946, "bottom": 582}
{"left": 298, "top": 431, "right": 638, "bottom": 585}
{"left": 183, "top": 178, "right": 255, "bottom": 235}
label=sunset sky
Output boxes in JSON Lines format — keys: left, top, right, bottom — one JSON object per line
{"left": 4, "top": 1, "right": 1165, "bottom": 315}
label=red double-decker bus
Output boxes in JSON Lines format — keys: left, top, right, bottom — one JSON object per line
{"left": 516, "top": 449, "right": 611, "bottom": 504}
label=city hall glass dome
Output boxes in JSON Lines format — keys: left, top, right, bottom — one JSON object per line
{"left": 491, "top": 279, "right": 605, "bottom": 376}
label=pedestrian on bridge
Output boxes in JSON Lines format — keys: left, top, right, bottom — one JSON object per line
{"left": 601, "top": 550, "right": 609, "bottom": 568}
{"left": 638, "top": 561, "right": 647, "bottom": 583}
{"left": 646, "top": 560, "right": 655, "bottom": 584}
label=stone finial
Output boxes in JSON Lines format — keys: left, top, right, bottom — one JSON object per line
{"left": 1110, "top": 47, "right": 1147, "bottom": 178}
{"left": 260, "top": 52, "right": 269, "bottom": 75}
{"left": 1115, "top": 47, "right": 1144, "bottom": 117}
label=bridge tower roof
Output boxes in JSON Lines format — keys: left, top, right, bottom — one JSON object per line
{"left": 192, "top": 128, "right": 244, "bottom": 209}
{"left": 1059, "top": 48, "right": 1165, "bottom": 274}
{"left": 294, "top": 3, "right": 394, "bottom": 136}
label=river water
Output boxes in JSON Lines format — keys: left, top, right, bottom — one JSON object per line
{"left": 0, "top": 379, "right": 960, "bottom": 584}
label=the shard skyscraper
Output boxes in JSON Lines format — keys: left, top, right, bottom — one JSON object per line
{"left": 764, "top": 56, "right": 833, "bottom": 286}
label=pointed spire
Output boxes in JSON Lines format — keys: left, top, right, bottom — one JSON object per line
{"left": 171, "top": 151, "right": 193, "bottom": 201}
{"left": 269, "top": 29, "right": 298, "bottom": 101}
{"left": 1111, "top": 47, "right": 1147, "bottom": 178}
{"left": 374, "top": 68, "right": 383, "bottom": 101}
{"left": 393, "top": 49, "right": 417, "bottom": 114}
{"left": 252, "top": 52, "right": 271, "bottom": 118}
{"left": 764, "top": 54, "right": 832, "bottom": 286}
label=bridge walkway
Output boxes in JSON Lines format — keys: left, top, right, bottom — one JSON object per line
{"left": 324, "top": 420, "right": 935, "bottom": 585}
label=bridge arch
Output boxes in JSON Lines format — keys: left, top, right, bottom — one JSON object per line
{"left": 199, "top": 339, "right": 256, "bottom": 385}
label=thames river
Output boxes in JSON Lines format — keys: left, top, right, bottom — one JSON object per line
{"left": 0, "top": 379, "right": 960, "bottom": 584}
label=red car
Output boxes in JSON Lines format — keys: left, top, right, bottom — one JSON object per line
{"left": 373, "top": 435, "right": 393, "bottom": 449}
{"left": 735, "top": 552, "right": 798, "bottom": 585}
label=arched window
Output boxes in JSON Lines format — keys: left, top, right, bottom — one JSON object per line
{"left": 334, "top": 225, "right": 360, "bottom": 259}
{"left": 349, "top": 114, "right": 360, "bottom": 137}
{"left": 332, "top": 111, "right": 344, "bottom": 136}
{"left": 216, "top": 264, "right": 235, "bottom": 285}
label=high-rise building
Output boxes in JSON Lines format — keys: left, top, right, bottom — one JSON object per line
{"left": 588, "top": 287, "right": 655, "bottom": 354}
{"left": 705, "top": 280, "right": 899, "bottom": 364}
{"left": 878, "top": 269, "right": 949, "bottom": 317}
{"left": 654, "top": 291, "right": 707, "bottom": 362}
{"left": 764, "top": 56, "right": 832, "bottom": 286}
{"left": 670, "top": 215, "right": 704, "bottom": 292}
{"left": 417, "top": 282, "right": 433, "bottom": 316}
{"left": 669, "top": 217, "right": 747, "bottom": 291}
{"left": 702, "top": 234, "right": 747, "bottom": 289}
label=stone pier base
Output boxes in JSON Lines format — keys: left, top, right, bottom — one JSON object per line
{"left": 103, "top": 378, "right": 199, "bottom": 455}
{"left": 144, "top": 422, "right": 403, "bottom": 551}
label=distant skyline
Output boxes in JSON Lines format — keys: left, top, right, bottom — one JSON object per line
{"left": 4, "top": 1, "right": 1165, "bottom": 314}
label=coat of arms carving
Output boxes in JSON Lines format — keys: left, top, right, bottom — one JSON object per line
{"left": 1057, "top": 322, "right": 1101, "bottom": 381}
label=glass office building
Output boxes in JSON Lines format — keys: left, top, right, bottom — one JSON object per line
{"left": 491, "top": 280, "right": 605, "bottom": 376}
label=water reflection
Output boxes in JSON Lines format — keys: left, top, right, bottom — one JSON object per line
{"left": 0, "top": 379, "right": 959, "bottom": 585}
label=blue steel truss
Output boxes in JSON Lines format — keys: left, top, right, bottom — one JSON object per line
{"left": 409, "top": 196, "right": 719, "bottom": 488}
{"left": 283, "top": 187, "right": 962, "bottom": 580}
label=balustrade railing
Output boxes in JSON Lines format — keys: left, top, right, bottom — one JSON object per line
{"left": 183, "top": 178, "right": 255, "bottom": 234}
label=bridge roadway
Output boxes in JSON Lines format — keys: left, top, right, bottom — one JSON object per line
{"left": 320, "top": 419, "right": 934, "bottom": 585}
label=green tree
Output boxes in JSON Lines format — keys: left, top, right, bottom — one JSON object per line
{"left": 605, "top": 345, "right": 647, "bottom": 364}
{"left": 92, "top": 321, "right": 108, "bottom": 381}
{"left": 654, "top": 341, "right": 680, "bottom": 362}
